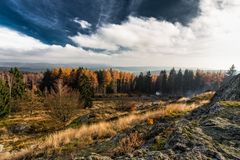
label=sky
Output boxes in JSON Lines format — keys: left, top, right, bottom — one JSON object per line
{"left": 0, "top": 0, "right": 239, "bottom": 70}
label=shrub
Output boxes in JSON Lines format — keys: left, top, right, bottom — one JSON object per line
{"left": 130, "top": 103, "right": 137, "bottom": 112}
{"left": 113, "top": 132, "right": 144, "bottom": 156}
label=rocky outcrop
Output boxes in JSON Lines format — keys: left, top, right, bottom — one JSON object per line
{"left": 212, "top": 75, "right": 240, "bottom": 102}
{"left": 112, "top": 75, "right": 240, "bottom": 160}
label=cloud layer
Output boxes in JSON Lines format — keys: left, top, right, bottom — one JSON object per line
{"left": 0, "top": 0, "right": 240, "bottom": 70}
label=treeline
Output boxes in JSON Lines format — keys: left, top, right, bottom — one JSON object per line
{"left": 38, "top": 67, "right": 224, "bottom": 96}
{"left": 39, "top": 67, "right": 135, "bottom": 96}
{"left": 0, "top": 67, "right": 227, "bottom": 119}
{"left": 135, "top": 69, "right": 225, "bottom": 96}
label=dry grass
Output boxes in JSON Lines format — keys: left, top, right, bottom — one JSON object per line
{"left": 113, "top": 132, "right": 144, "bottom": 156}
{"left": 0, "top": 101, "right": 206, "bottom": 160}
{"left": 147, "top": 118, "right": 154, "bottom": 125}
{"left": 219, "top": 101, "right": 240, "bottom": 107}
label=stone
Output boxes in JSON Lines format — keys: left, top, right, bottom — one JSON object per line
{"left": 8, "top": 123, "right": 31, "bottom": 134}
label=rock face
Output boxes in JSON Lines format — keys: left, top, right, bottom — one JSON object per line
{"left": 212, "top": 75, "right": 240, "bottom": 102}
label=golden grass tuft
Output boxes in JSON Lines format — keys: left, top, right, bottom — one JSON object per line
{"left": 113, "top": 132, "right": 144, "bottom": 156}
{"left": 147, "top": 118, "right": 154, "bottom": 125}
{"left": 219, "top": 101, "right": 240, "bottom": 107}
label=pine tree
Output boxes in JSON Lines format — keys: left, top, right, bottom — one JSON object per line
{"left": 79, "top": 74, "right": 93, "bottom": 108}
{"left": 136, "top": 72, "right": 144, "bottom": 93}
{"left": 226, "top": 64, "right": 237, "bottom": 77}
{"left": 168, "top": 68, "right": 177, "bottom": 94}
{"left": 9, "top": 68, "right": 25, "bottom": 99}
{"left": 161, "top": 70, "right": 168, "bottom": 94}
{"left": 97, "top": 70, "right": 105, "bottom": 94}
{"left": 145, "top": 71, "right": 152, "bottom": 94}
{"left": 40, "top": 69, "right": 55, "bottom": 93}
{"left": 175, "top": 69, "right": 183, "bottom": 95}
{"left": 0, "top": 80, "right": 10, "bottom": 117}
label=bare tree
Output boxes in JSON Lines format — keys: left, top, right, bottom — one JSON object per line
{"left": 45, "top": 79, "right": 82, "bottom": 123}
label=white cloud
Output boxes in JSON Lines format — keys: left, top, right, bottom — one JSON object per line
{"left": 0, "top": 27, "right": 48, "bottom": 51}
{"left": 70, "top": 0, "right": 240, "bottom": 69}
{"left": 73, "top": 18, "right": 92, "bottom": 29}
{"left": 0, "top": 0, "right": 240, "bottom": 70}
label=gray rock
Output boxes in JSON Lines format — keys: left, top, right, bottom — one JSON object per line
{"left": 8, "top": 123, "right": 31, "bottom": 134}
{"left": 86, "top": 153, "right": 112, "bottom": 160}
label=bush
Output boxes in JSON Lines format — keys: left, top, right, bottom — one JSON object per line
{"left": 130, "top": 103, "right": 137, "bottom": 112}
{"left": 113, "top": 132, "right": 144, "bottom": 156}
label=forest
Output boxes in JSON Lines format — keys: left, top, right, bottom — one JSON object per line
{"left": 0, "top": 67, "right": 225, "bottom": 118}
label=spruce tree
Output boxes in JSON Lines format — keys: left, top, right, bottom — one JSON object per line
{"left": 9, "top": 67, "right": 25, "bottom": 99}
{"left": 168, "top": 68, "right": 177, "bottom": 94}
{"left": 40, "top": 69, "right": 55, "bottom": 93}
{"left": 0, "top": 80, "right": 10, "bottom": 117}
{"left": 79, "top": 74, "right": 93, "bottom": 108}
{"left": 176, "top": 69, "right": 183, "bottom": 95}
{"left": 136, "top": 72, "right": 144, "bottom": 93}
{"left": 161, "top": 70, "right": 168, "bottom": 94}
{"left": 226, "top": 64, "right": 237, "bottom": 77}
{"left": 145, "top": 71, "right": 152, "bottom": 94}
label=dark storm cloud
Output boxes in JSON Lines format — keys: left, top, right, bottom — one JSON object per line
{"left": 0, "top": 0, "right": 200, "bottom": 46}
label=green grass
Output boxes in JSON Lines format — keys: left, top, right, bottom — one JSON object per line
{"left": 219, "top": 101, "right": 240, "bottom": 107}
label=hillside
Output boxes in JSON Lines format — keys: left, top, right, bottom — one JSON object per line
{"left": 116, "top": 75, "right": 240, "bottom": 159}
{"left": 0, "top": 75, "right": 239, "bottom": 160}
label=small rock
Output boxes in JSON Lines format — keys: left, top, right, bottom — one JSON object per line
{"left": 86, "top": 153, "right": 112, "bottom": 160}
{"left": 8, "top": 123, "right": 31, "bottom": 134}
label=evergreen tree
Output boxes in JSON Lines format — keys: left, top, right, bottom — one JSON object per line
{"left": 188, "top": 70, "right": 194, "bottom": 90}
{"left": 135, "top": 72, "right": 144, "bottom": 93}
{"left": 9, "top": 68, "right": 25, "bottom": 99}
{"left": 145, "top": 71, "right": 152, "bottom": 94}
{"left": 97, "top": 70, "right": 105, "bottom": 93}
{"left": 161, "top": 70, "right": 168, "bottom": 94}
{"left": 155, "top": 73, "right": 162, "bottom": 92}
{"left": 175, "top": 69, "right": 183, "bottom": 95}
{"left": 226, "top": 64, "right": 237, "bottom": 77}
{"left": 79, "top": 74, "right": 93, "bottom": 108}
{"left": 0, "top": 80, "right": 10, "bottom": 117}
{"left": 168, "top": 68, "right": 177, "bottom": 94}
{"left": 183, "top": 69, "right": 194, "bottom": 94}
{"left": 40, "top": 69, "right": 55, "bottom": 93}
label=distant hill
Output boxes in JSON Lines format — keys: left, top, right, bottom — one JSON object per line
{"left": 0, "top": 62, "right": 223, "bottom": 73}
